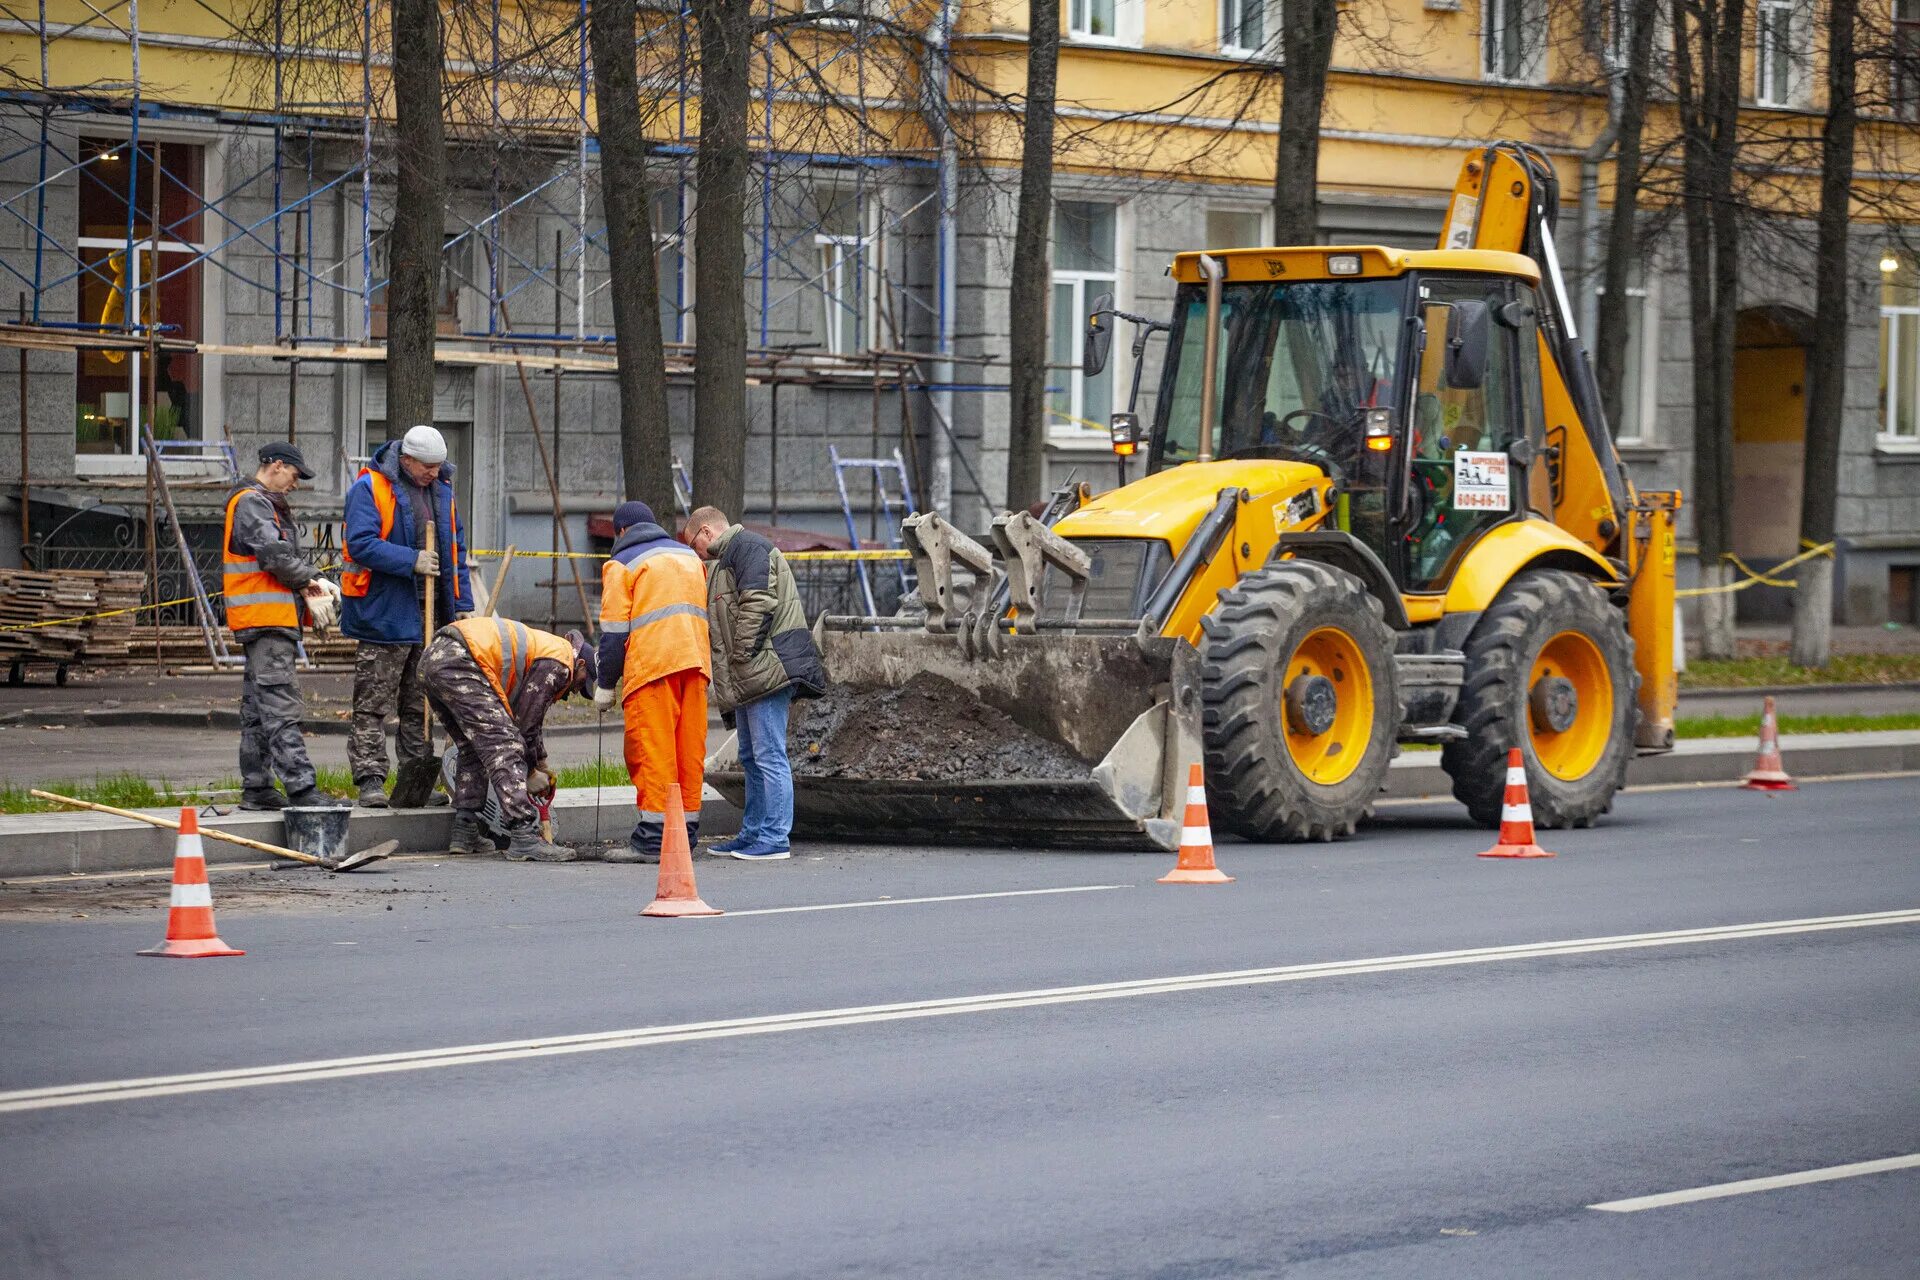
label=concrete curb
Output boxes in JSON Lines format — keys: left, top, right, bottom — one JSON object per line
{"left": 0, "top": 789, "right": 745, "bottom": 879}
{"left": 4, "top": 733, "right": 1914, "bottom": 879}
{"left": 0, "top": 708, "right": 696, "bottom": 738}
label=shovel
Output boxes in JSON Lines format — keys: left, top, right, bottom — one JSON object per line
{"left": 29, "top": 791, "right": 392, "bottom": 873}
{"left": 390, "top": 520, "right": 444, "bottom": 809}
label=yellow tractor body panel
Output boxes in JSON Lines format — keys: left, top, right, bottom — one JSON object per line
{"left": 1439, "top": 519, "right": 1621, "bottom": 614}
{"left": 1168, "top": 245, "right": 1539, "bottom": 287}
{"left": 1537, "top": 331, "right": 1625, "bottom": 554}
{"left": 1056, "top": 458, "right": 1332, "bottom": 644}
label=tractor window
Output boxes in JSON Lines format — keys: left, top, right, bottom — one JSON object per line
{"left": 1403, "top": 278, "right": 1522, "bottom": 590}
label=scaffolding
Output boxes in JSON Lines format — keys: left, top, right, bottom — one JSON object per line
{"left": 0, "top": 0, "right": 970, "bottom": 513}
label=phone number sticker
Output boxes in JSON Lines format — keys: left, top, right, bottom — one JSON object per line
{"left": 1453, "top": 450, "right": 1511, "bottom": 511}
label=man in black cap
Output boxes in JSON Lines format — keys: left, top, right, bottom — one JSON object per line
{"left": 221, "top": 442, "right": 333, "bottom": 809}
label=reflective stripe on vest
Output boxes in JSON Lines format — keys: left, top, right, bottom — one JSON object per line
{"left": 450, "top": 616, "right": 574, "bottom": 709}
{"left": 222, "top": 489, "right": 300, "bottom": 631}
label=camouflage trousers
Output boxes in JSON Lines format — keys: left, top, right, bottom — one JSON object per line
{"left": 239, "top": 634, "right": 316, "bottom": 795}
{"left": 418, "top": 631, "right": 536, "bottom": 829}
{"left": 348, "top": 641, "right": 431, "bottom": 787}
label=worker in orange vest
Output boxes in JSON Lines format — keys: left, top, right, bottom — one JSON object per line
{"left": 222, "top": 443, "right": 333, "bottom": 810}
{"left": 592, "top": 500, "right": 711, "bottom": 863}
{"left": 418, "top": 616, "right": 597, "bottom": 861}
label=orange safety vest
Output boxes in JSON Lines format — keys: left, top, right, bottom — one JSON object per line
{"left": 222, "top": 488, "right": 302, "bottom": 632}
{"left": 450, "top": 616, "right": 576, "bottom": 710}
{"left": 598, "top": 542, "right": 711, "bottom": 697}
{"left": 341, "top": 468, "right": 460, "bottom": 597}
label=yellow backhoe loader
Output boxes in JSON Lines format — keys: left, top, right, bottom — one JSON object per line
{"left": 709, "top": 141, "right": 1680, "bottom": 849}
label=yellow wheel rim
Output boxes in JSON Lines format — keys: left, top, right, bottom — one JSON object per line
{"left": 1528, "top": 630, "right": 1613, "bottom": 781}
{"left": 1281, "top": 627, "right": 1374, "bottom": 786}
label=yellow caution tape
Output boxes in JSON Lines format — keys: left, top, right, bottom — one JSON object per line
{"left": 0, "top": 592, "right": 212, "bottom": 633}
{"left": 1675, "top": 540, "right": 1835, "bottom": 598}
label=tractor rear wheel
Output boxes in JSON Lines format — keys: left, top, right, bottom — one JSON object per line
{"left": 1199, "top": 560, "right": 1398, "bottom": 842}
{"left": 1443, "top": 569, "right": 1638, "bottom": 829}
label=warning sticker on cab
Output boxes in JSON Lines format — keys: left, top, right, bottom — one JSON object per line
{"left": 1453, "top": 450, "right": 1511, "bottom": 511}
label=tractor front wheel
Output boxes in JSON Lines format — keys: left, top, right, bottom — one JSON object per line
{"left": 1199, "top": 560, "right": 1398, "bottom": 842}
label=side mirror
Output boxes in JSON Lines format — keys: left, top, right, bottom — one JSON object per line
{"left": 1443, "top": 299, "right": 1491, "bottom": 390}
{"left": 1083, "top": 292, "right": 1114, "bottom": 377}
{"left": 1109, "top": 411, "right": 1143, "bottom": 456}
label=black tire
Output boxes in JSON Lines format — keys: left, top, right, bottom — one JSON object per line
{"left": 1442, "top": 568, "right": 1637, "bottom": 830}
{"left": 1199, "top": 560, "right": 1399, "bottom": 842}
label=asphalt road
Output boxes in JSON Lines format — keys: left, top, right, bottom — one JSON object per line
{"left": 1, "top": 776, "right": 1916, "bottom": 1278}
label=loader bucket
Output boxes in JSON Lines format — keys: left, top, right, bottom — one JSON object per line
{"left": 705, "top": 628, "right": 1203, "bottom": 850}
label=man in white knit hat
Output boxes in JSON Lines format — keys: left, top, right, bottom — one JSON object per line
{"left": 340, "top": 424, "right": 475, "bottom": 808}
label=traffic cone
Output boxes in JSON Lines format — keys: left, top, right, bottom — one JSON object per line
{"left": 640, "top": 784, "right": 722, "bottom": 918}
{"left": 139, "top": 807, "right": 244, "bottom": 958}
{"left": 1159, "top": 762, "right": 1232, "bottom": 884}
{"left": 1477, "top": 748, "right": 1556, "bottom": 859}
{"left": 1741, "top": 696, "right": 1797, "bottom": 791}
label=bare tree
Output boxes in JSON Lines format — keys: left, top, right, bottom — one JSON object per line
{"left": 1594, "top": 0, "right": 1662, "bottom": 429}
{"left": 1791, "top": 0, "right": 1860, "bottom": 668}
{"left": 1671, "top": 0, "right": 1745, "bottom": 659}
{"left": 1005, "top": 0, "right": 1061, "bottom": 512}
{"left": 691, "top": 0, "right": 752, "bottom": 518}
{"left": 1272, "top": 0, "right": 1339, "bottom": 244}
{"left": 588, "top": 0, "right": 674, "bottom": 514}
{"left": 386, "top": 0, "right": 448, "bottom": 439}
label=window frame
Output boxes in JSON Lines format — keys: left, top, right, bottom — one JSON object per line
{"left": 1882, "top": 247, "right": 1920, "bottom": 450}
{"left": 1219, "top": 0, "right": 1275, "bottom": 57}
{"left": 1068, "top": 0, "right": 1141, "bottom": 46}
{"left": 1481, "top": 0, "right": 1546, "bottom": 84}
{"left": 1754, "top": 0, "right": 1802, "bottom": 108}
{"left": 1047, "top": 199, "right": 1128, "bottom": 449}
{"left": 1895, "top": 0, "right": 1920, "bottom": 121}
{"left": 1596, "top": 272, "right": 1662, "bottom": 446}
{"left": 653, "top": 181, "right": 692, "bottom": 345}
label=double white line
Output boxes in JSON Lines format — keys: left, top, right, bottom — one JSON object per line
{"left": 4, "top": 907, "right": 1916, "bottom": 1115}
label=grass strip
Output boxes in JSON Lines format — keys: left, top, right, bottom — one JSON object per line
{"left": 1680, "top": 654, "right": 1920, "bottom": 689}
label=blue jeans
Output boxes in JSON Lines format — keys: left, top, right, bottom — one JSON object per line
{"left": 734, "top": 685, "right": 795, "bottom": 849}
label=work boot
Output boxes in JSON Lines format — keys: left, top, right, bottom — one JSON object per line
{"left": 284, "top": 785, "right": 327, "bottom": 807}
{"left": 447, "top": 810, "right": 498, "bottom": 855}
{"left": 238, "top": 788, "right": 286, "bottom": 811}
{"left": 425, "top": 789, "right": 450, "bottom": 808}
{"left": 503, "top": 823, "right": 578, "bottom": 863}
{"left": 604, "top": 821, "right": 659, "bottom": 864}
{"left": 356, "top": 780, "right": 390, "bottom": 809}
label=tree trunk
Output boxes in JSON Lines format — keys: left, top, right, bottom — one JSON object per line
{"left": 1272, "top": 0, "right": 1337, "bottom": 244}
{"left": 589, "top": 0, "right": 674, "bottom": 515}
{"left": 386, "top": 0, "right": 447, "bottom": 439}
{"left": 1594, "top": 0, "right": 1660, "bottom": 430}
{"left": 1673, "top": 0, "right": 1743, "bottom": 660}
{"left": 1004, "top": 0, "right": 1060, "bottom": 513}
{"left": 692, "top": 0, "right": 752, "bottom": 517}
{"left": 1791, "top": 0, "right": 1858, "bottom": 668}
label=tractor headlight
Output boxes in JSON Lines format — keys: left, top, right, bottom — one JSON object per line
{"left": 1327, "top": 254, "right": 1362, "bottom": 276}
{"left": 1365, "top": 407, "right": 1395, "bottom": 452}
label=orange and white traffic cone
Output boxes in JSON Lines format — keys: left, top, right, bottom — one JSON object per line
{"left": 1159, "top": 762, "right": 1233, "bottom": 884}
{"left": 1477, "top": 748, "right": 1556, "bottom": 859}
{"left": 1741, "top": 696, "right": 1797, "bottom": 791}
{"left": 139, "top": 806, "right": 244, "bottom": 958}
{"left": 640, "top": 784, "right": 722, "bottom": 918}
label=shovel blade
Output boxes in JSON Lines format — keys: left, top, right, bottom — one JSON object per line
{"left": 332, "top": 839, "right": 398, "bottom": 872}
{"left": 389, "top": 753, "right": 444, "bottom": 808}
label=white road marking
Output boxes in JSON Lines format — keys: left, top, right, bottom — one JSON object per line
{"left": 720, "top": 885, "right": 1130, "bottom": 917}
{"left": 1590, "top": 1154, "right": 1920, "bottom": 1212}
{"left": 2, "top": 907, "right": 1915, "bottom": 1115}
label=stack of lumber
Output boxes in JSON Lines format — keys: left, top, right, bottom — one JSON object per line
{"left": 0, "top": 569, "right": 168, "bottom": 665}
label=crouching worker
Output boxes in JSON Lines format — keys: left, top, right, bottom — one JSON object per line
{"left": 420, "top": 616, "right": 595, "bottom": 862}
{"left": 594, "top": 500, "right": 711, "bottom": 863}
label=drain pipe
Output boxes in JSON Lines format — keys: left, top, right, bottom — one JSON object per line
{"left": 1576, "top": 72, "right": 1625, "bottom": 346}
{"left": 1196, "top": 254, "right": 1224, "bottom": 463}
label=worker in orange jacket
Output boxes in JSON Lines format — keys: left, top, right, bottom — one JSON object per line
{"left": 594, "top": 500, "right": 711, "bottom": 863}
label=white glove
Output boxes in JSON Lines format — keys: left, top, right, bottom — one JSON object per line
{"left": 527, "top": 767, "right": 556, "bottom": 801}
{"left": 593, "top": 684, "right": 617, "bottom": 710}
{"left": 414, "top": 548, "right": 440, "bottom": 576}
{"left": 303, "top": 578, "right": 342, "bottom": 631}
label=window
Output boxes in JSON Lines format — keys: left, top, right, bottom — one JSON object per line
{"left": 814, "top": 190, "right": 873, "bottom": 357}
{"left": 1220, "top": 0, "right": 1272, "bottom": 55}
{"left": 1881, "top": 246, "right": 1920, "bottom": 446}
{"left": 1482, "top": 0, "right": 1545, "bottom": 83}
{"left": 1896, "top": 0, "right": 1920, "bottom": 120}
{"left": 75, "top": 137, "right": 206, "bottom": 455}
{"left": 1596, "top": 271, "right": 1659, "bottom": 443}
{"left": 1755, "top": 0, "right": 1801, "bottom": 106}
{"left": 1070, "top": 0, "right": 1139, "bottom": 42}
{"left": 1205, "top": 207, "right": 1268, "bottom": 250}
{"left": 1049, "top": 201, "right": 1120, "bottom": 441}
{"left": 653, "top": 183, "right": 690, "bottom": 343}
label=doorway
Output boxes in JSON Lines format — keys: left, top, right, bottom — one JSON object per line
{"left": 1731, "top": 307, "right": 1813, "bottom": 619}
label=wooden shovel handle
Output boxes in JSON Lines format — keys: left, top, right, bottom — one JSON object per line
{"left": 422, "top": 521, "right": 437, "bottom": 737}
{"left": 27, "top": 790, "right": 328, "bottom": 866}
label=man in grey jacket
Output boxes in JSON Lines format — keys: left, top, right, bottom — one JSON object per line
{"left": 221, "top": 442, "right": 331, "bottom": 810}
{"left": 687, "top": 507, "right": 826, "bottom": 860}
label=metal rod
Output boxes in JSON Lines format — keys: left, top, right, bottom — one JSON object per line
{"left": 550, "top": 228, "right": 561, "bottom": 629}
{"left": 1196, "top": 254, "right": 1223, "bottom": 465}
{"left": 16, "top": 293, "right": 27, "bottom": 560}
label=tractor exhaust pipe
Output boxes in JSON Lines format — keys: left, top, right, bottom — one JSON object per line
{"left": 1196, "top": 253, "right": 1223, "bottom": 464}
